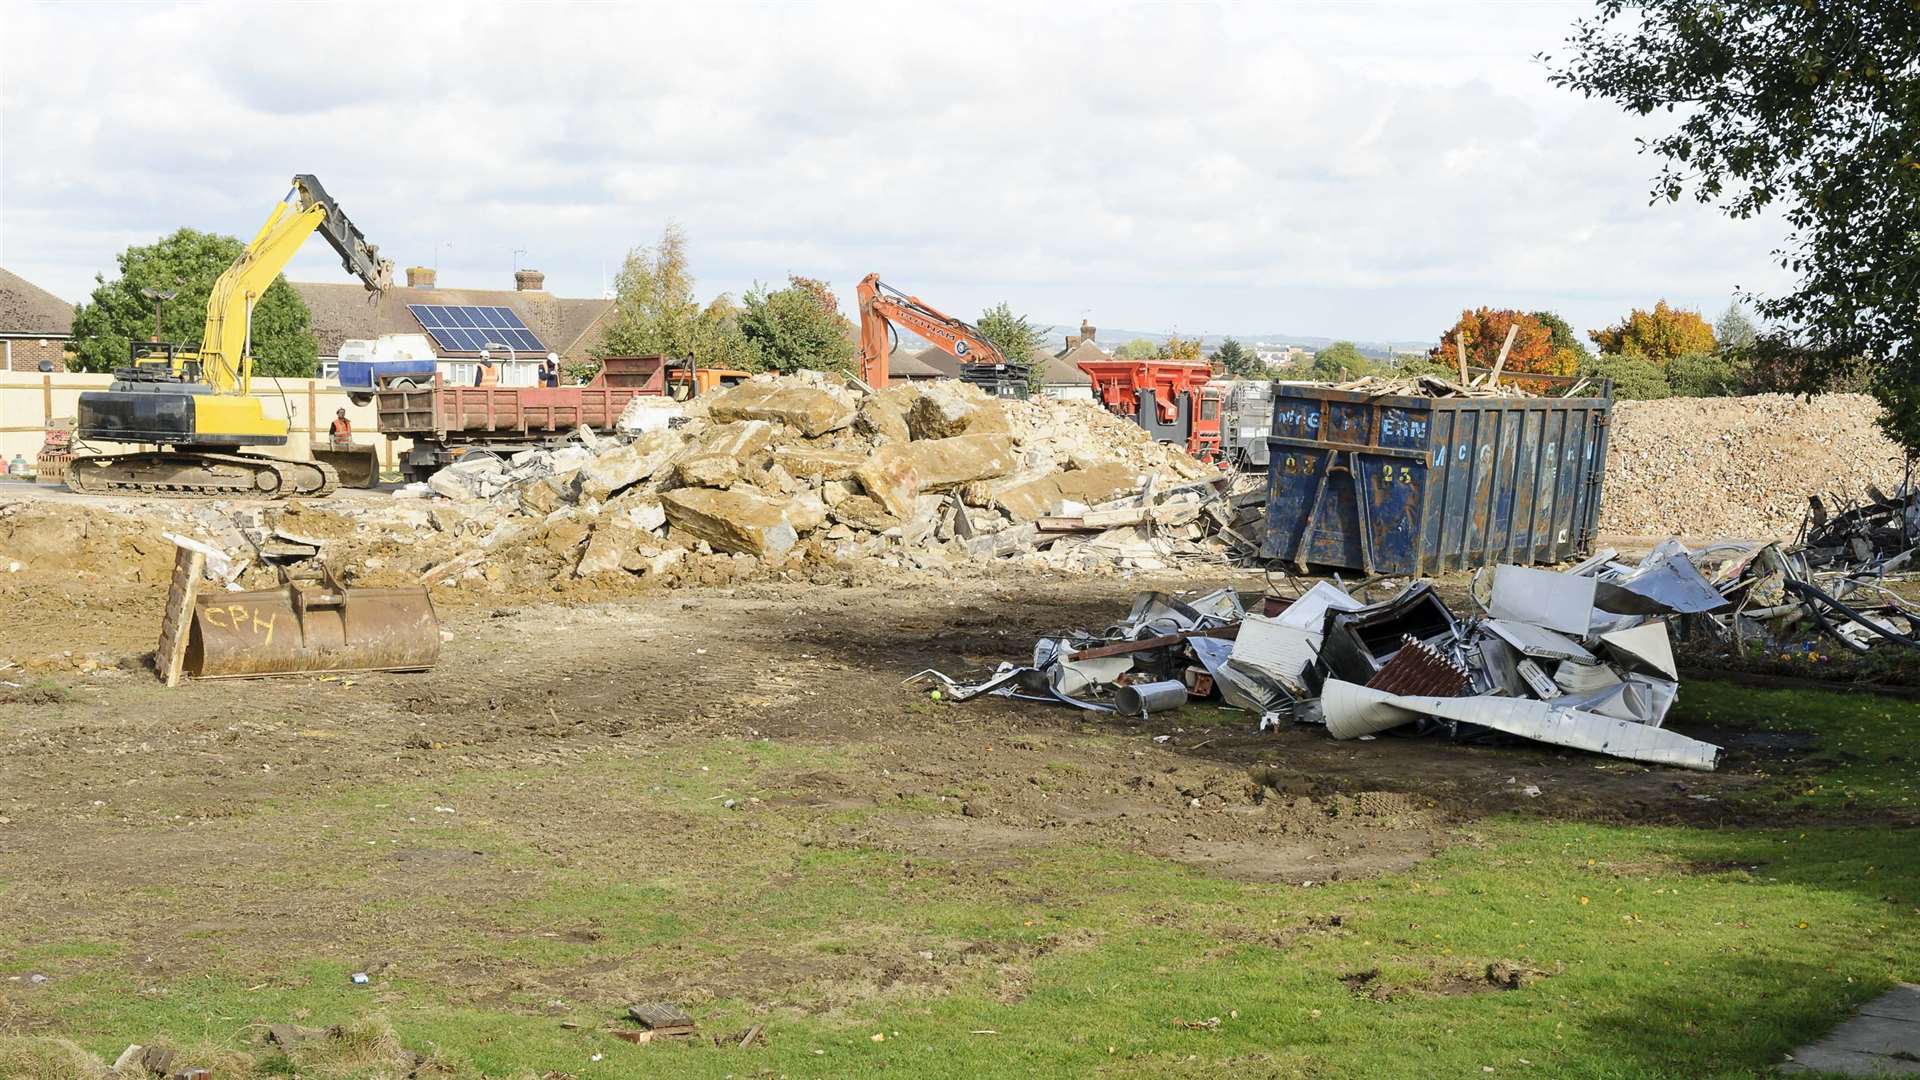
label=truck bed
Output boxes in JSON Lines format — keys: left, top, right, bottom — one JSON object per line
{"left": 373, "top": 384, "right": 644, "bottom": 439}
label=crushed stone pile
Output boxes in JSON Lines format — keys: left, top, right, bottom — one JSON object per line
{"left": 1600, "top": 393, "right": 1906, "bottom": 540}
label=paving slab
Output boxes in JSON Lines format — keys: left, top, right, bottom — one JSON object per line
{"left": 1782, "top": 983, "right": 1920, "bottom": 1075}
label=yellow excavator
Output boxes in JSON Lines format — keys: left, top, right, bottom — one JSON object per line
{"left": 69, "top": 175, "right": 393, "bottom": 498}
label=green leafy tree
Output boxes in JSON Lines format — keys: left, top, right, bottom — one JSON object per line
{"left": 1116, "top": 338, "right": 1158, "bottom": 360}
{"left": 1532, "top": 309, "right": 1592, "bottom": 373}
{"left": 69, "top": 228, "right": 317, "bottom": 376}
{"left": 1311, "top": 341, "right": 1370, "bottom": 381}
{"left": 1665, "top": 351, "right": 1745, "bottom": 397}
{"left": 1211, "top": 337, "right": 1260, "bottom": 376}
{"left": 598, "top": 222, "right": 700, "bottom": 360}
{"left": 1546, "top": 2, "right": 1919, "bottom": 448}
{"left": 1582, "top": 354, "right": 1671, "bottom": 400}
{"left": 975, "top": 302, "right": 1045, "bottom": 391}
{"left": 739, "top": 275, "right": 856, "bottom": 374}
{"left": 689, "top": 294, "right": 763, "bottom": 372}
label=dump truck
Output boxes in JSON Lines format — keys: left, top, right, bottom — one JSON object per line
{"left": 373, "top": 355, "right": 685, "bottom": 482}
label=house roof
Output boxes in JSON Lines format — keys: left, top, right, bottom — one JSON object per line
{"left": 894, "top": 345, "right": 963, "bottom": 379}
{"left": 0, "top": 267, "right": 76, "bottom": 336}
{"left": 1043, "top": 338, "right": 1107, "bottom": 384}
{"left": 291, "top": 281, "right": 614, "bottom": 361}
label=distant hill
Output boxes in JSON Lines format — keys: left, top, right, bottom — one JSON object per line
{"left": 1036, "top": 326, "right": 1431, "bottom": 362}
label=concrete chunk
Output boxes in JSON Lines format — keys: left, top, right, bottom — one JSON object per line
{"left": 707, "top": 380, "right": 857, "bottom": 437}
{"left": 902, "top": 433, "right": 1017, "bottom": 491}
{"left": 907, "top": 380, "right": 992, "bottom": 439}
{"left": 855, "top": 444, "right": 921, "bottom": 519}
{"left": 672, "top": 420, "right": 775, "bottom": 488}
{"left": 990, "top": 462, "right": 1143, "bottom": 522}
{"left": 772, "top": 446, "right": 867, "bottom": 482}
{"left": 579, "top": 429, "right": 684, "bottom": 500}
{"left": 661, "top": 487, "right": 798, "bottom": 559}
{"left": 855, "top": 395, "right": 911, "bottom": 444}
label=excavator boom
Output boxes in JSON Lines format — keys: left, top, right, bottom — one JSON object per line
{"left": 856, "top": 272, "right": 1012, "bottom": 388}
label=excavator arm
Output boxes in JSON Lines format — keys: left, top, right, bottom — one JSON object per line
{"left": 198, "top": 175, "right": 393, "bottom": 393}
{"left": 856, "top": 273, "right": 1007, "bottom": 386}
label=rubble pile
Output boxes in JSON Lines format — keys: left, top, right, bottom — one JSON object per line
{"left": 1600, "top": 394, "right": 1904, "bottom": 539}
{"left": 396, "top": 373, "right": 1240, "bottom": 586}
{"left": 917, "top": 544, "right": 1743, "bottom": 771}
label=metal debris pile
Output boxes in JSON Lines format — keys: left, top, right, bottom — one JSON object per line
{"left": 1680, "top": 479, "right": 1920, "bottom": 656}
{"left": 917, "top": 545, "right": 1741, "bottom": 771}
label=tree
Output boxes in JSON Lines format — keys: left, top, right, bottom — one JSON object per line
{"left": 1582, "top": 354, "right": 1671, "bottom": 400}
{"left": 1714, "top": 302, "right": 1758, "bottom": 354}
{"left": 1211, "top": 337, "right": 1259, "bottom": 377}
{"left": 1546, "top": 2, "right": 1920, "bottom": 449}
{"left": 1588, "top": 300, "right": 1715, "bottom": 365}
{"left": 1532, "top": 309, "right": 1592, "bottom": 373}
{"left": 688, "top": 294, "right": 763, "bottom": 372}
{"left": 1664, "top": 351, "right": 1744, "bottom": 397}
{"left": 598, "top": 222, "right": 700, "bottom": 360}
{"left": 69, "top": 228, "right": 317, "bottom": 376}
{"left": 1158, "top": 333, "right": 1204, "bottom": 361}
{"left": 1431, "top": 308, "right": 1567, "bottom": 377}
{"left": 1311, "top": 341, "right": 1370, "bottom": 381}
{"left": 1116, "top": 338, "right": 1158, "bottom": 360}
{"left": 739, "top": 275, "right": 856, "bottom": 374}
{"left": 975, "top": 302, "right": 1045, "bottom": 391}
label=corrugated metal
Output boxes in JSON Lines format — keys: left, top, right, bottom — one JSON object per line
{"left": 1260, "top": 385, "right": 1612, "bottom": 576}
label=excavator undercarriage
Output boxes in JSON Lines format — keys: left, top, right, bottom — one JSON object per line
{"left": 66, "top": 450, "right": 338, "bottom": 499}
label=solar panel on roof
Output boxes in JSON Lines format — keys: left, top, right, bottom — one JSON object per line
{"left": 407, "top": 304, "right": 547, "bottom": 355}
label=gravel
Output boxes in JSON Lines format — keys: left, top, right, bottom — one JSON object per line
{"left": 1598, "top": 393, "right": 1906, "bottom": 541}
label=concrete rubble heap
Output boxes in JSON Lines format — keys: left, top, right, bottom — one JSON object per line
{"left": 395, "top": 372, "right": 1239, "bottom": 585}
{"left": 915, "top": 543, "right": 1761, "bottom": 772}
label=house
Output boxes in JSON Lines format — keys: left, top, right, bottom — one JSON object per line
{"left": 888, "top": 345, "right": 964, "bottom": 383}
{"left": 0, "top": 267, "right": 75, "bottom": 372}
{"left": 293, "top": 267, "right": 614, "bottom": 385}
{"left": 1036, "top": 320, "right": 1103, "bottom": 400}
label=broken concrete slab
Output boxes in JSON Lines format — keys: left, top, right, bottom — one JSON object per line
{"left": 991, "top": 463, "right": 1144, "bottom": 522}
{"left": 907, "top": 380, "right": 990, "bottom": 439}
{"left": 707, "top": 380, "right": 856, "bottom": 437}
{"left": 772, "top": 446, "right": 867, "bottom": 482}
{"left": 901, "top": 433, "right": 1017, "bottom": 491}
{"left": 828, "top": 494, "right": 899, "bottom": 531}
{"left": 855, "top": 444, "right": 922, "bottom": 519}
{"left": 661, "top": 487, "right": 798, "bottom": 559}
{"left": 672, "top": 420, "right": 776, "bottom": 488}
{"left": 579, "top": 429, "right": 684, "bottom": 500}
{"left": 855, "top": 395, "right": 911, "bottom": 444}
{"left": 576, "top": 520, "right": 639, "bottom": 577}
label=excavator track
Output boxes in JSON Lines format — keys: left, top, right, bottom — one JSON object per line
{"left": 66, "top": 451, "right": 338, "bottom": 500}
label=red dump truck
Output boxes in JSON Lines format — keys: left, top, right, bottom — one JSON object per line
{"left": 374, "top": 356, "right": 676, "bottom": 482}
{"left": 1078, "top": 358, "right": 1225, "bottom": 462}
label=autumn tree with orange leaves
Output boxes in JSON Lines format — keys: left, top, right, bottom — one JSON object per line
{"left": 1430, "top": 308, "right": 1580, "bottom": 378}
{"left": 1588, "top": 300, "right": 1715, "bottom": 366}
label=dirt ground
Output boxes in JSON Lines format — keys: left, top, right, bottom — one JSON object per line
{"left": 0, "top": 481, "right": 1870, "bottom": 1043}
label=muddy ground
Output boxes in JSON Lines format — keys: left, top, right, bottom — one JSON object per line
{"left": 0, "top": 478, "right": 1878, "bottom": 1042}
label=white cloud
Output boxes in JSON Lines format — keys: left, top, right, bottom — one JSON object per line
{"left": 0, "top": 0, "right": 1791, "bottom": 342}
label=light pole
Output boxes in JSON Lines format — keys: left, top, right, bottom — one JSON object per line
{"left": 512, "top": 248, "right": 527, "bottom": 272}
{"left": 139, "top": 286, "right": 178, "bottom": 342}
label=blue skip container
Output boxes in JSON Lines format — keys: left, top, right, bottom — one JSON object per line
{"left": 1260, "top": 383, "right": 1612, "bottom": 576}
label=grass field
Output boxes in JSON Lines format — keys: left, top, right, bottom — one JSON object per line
{"left": 2, "top": 677, "right": 1915, "bottom": 1079}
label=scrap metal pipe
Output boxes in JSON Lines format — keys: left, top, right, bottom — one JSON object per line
{"left": 1115, "top": 679, "right": 1188, "bottom": 717}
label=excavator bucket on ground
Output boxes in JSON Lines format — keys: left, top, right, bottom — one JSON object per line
{"left": 310, "top": 445, "right": 381, "bottom": 488}
{"left": 183, "top": 564, "right": 439, "bottom": 679}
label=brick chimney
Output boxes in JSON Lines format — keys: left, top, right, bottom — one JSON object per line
{"left": 1080, "top": 319, "right": 1095, "bottom": 343}
{"left": 514, "top": 269, "right": 546, "bottom": 292}
{"left": 406, "top": 266, "right": 435, "bottom": 289}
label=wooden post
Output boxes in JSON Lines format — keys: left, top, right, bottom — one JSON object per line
{"left": 1489, "top": 324, "right": 1520, "bottom": 387}
{"left": 42, "top": 374, "right": 53, "bottom": 427}
{"left": 1453, "top": 338, "right": 1469, "bottom": 385}
{"left": 305, "top": 382, "right": 317, "bottom": 447}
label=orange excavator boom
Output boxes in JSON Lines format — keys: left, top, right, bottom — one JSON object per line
{"left": 855, "top": 272, "right": 1008, "bottom": 386}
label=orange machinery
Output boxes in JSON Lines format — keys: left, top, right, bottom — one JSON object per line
{"left": 1078, "top": 358, "right": 1224, "bottom": 462}
{"left": 855, "top": 273, "right": 1028, "bottom": 395}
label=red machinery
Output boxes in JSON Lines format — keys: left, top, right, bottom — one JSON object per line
{"left": 1078, "top": 358, "right": 1224, "bottom": 461}
{"left": 855, "top": 273, "right": 1029, "bottom": 396}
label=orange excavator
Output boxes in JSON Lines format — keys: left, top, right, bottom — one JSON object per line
{"left": 855, "top": 273, "right": 1031, "bottom": 397}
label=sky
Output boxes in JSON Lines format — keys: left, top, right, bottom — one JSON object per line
{"left": 0, "top": 0, "right": 1793, "bottom": 346}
